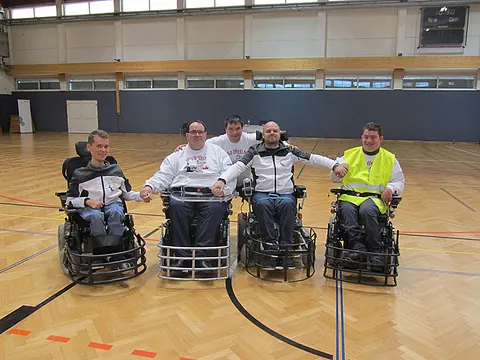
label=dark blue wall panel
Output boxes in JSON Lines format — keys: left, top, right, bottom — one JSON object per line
{"left": 12, "top": 90, "right": 480, "bottom": 142}
{"left": 0, "top": 94, "right": 16, "bottom": 133}
{"left": 12, "top": 91, "right": 117, "bottom": 132}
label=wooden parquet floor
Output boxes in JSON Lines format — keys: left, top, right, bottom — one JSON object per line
{"left": 0, "top": 132, "right": 479, "bottom": 360}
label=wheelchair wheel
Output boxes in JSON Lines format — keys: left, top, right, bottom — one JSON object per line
{"left": 325, "top": 216, "right": 340, "bottom": 266}
{"left": 57, "top": 224, "right": 69, "bottom": 275}
{"left": 237, "top": 213, "right": 247, "bottom": 265}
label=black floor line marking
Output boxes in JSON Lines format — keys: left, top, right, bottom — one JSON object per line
{"left": 225, "top": 277, "right": 333, "bottom": 359}
{"left": 440, "top": 188, "right": 476, "bottom": 212}
{"left": 401, "top": 233, "right": 480, "bottom": 242}
{"left": 0, "top": 280, "right": 80, "bottom": 334}
{"left": 0, "top": 244, "right": 57, "bottom": 274}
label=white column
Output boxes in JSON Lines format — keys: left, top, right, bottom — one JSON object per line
{"left": 114, "top": 21, "right": 123, "bottom": 61}
{"left": 317, "top": 11, "right": 326, "bottom": 57}
{"left": 56, "top": 0, "right": 62, "bottom": 16}
{"left": 114, "top": 0, "right": 121, "bottom": 12}
{"left": 476, "top": 70, "right": 480, "bottom": 90}
{"left": 244, "top": 14, "right": 252, "bottom": 59}
{"left": 396, "top": 8, "right": 407, "bottom": 56}
{"left": 57, "top": 24, "right": 67, "bottom": 63}
{"left": 7, "top": 26, "right": 14, "bottom": 65}
{"left": 177, "top": 18, "right": 185, "bottom": 60}
{"left": 315, "top": 69, "right": 324, "bottom": 90}
{"left": 177, "top": 0, "right": 185, "bottom": 9}
{"left": 178, "top": 71, "right": 186, "bottom": 89}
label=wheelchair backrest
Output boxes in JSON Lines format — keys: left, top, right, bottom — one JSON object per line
{"left": 255, "top": 129, "right": 289, "bottom": 142}
{"left": 61, "top": 141, "right": 117, "bottom": 182}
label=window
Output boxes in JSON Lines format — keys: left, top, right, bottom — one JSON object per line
{"left": 40, "top": 80, "right": 60, "bottom": 90}
{"left": 11, "top": 8, "right": 34, "bottom": 19}
{"left": 216, "top": 78, "right": 244, "bottom": 89}
{"left": 187, "top": 78, "right": 215, "bottom": 89}
{"left": 16, "top": 80, "right": 39, "bottom": 90}
{"left": 90, "top": 0, "right": 114, "bottom": 14}
{"left": 16, "top": 79, "right": 60, "bottom": 91}
{"left": 326, "top": 76, "right": 391, "bottom": 89}
{"left": 215, "top": 0, "right": 244, "bottom": 6}
{"left": 122, "top": 0, "right": 149, "bottom": 11}
{"left": 284, "top": 78, "right": 315, "bottom": 88}
{"left": 254, "top": 0, "right": 283, "bottom": 4}
{"left": 438, "top": 77, "right": 475, "bottom": 89}
{"left": 34, "top": 5, "right": 56, "bottom": 18}
{"left": 69, "top": 80, "right": 94, "bottom": 91}
{"left": 186, "top": 0, "right": 215, "bottom": 8}
{"left": 153, "top": 78, "right": 178, "bottom": 88}
{"left": 403, "top": 76, "right": 475, "bottom": 90}
{"left": 150, "top": 0, "right": 177, "bottom": 10}
{"left": 254, "top": 76, "right": 314, "bottom": 89}
{"left": 126, "top": 79, "right": 152, "bottom": 89}
{"left": 64, "top": 2, "right": 89, "bottom": 16}
{"left": 94, "top": 79, "right": 116, "bottom": 90}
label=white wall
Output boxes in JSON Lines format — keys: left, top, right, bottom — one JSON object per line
{"left": 252, "top": 12, "right": 321, "bottom": 58}
{"left": 123, "top": 18, "right": 178, "bottom": 61}
{"left": 8, "top": 6, "right": 480, "bottom": 65}
{"left": 326, "top": 9, "right": 398, "bottom": 57}
{"left": 0, "top": 71, "right": 14, "bottom": 94}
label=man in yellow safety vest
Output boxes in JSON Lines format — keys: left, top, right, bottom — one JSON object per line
{"left": 330, "top": 122, "right": 405, "bottom": 271}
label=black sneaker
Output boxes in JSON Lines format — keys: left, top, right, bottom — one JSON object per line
{"left": 276, "top": 257, "right": 296, "bottom": 269}
{"left": 262, "top": 257, "right": 277, "bottom": 270}
{"left": 370, "top": 255, "right": 386, "bottom": 273}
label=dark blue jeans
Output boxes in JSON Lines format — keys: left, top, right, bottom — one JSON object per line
{"left": 170, "top": 197, "right": 227, "bottom": 257}
{"left": 252, "top": 192, "right": 296, "bottom": 250}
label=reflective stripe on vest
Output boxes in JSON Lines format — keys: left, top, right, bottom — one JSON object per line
{"left": 339, "top": 146, "right": 395, "bottom": 214}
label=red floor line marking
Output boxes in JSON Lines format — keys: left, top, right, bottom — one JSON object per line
{"left": 8, "top": 328, "right": 31, "bottom": 336}
{"left": 46, "top": 335, "right": 71, "bottom": 343}
{"left": 0, "top": 194, "right": 56, "bottom": 207}
{"left": 131, "top": 349, "right": 157, "bottom": 358}
{"left": 88, "top": 341, "right": 113, "bottom": 350}
{"left": 402, "top": 231, "right": 480, "bottom": 235}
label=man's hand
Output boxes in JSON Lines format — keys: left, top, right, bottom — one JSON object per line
{"left": 86, "top": 199, "right": 103, "bottom": 209}
{"left": 175, "top": 144, "right": 186, "bottom": 152}
{"left": 211, "top": 180, "right": 225, "bottom": 197}
{"left": 333, "top": 163, "right": 349, "bottom": 178}
{"left": 140, "top": 186, "right": 153, "bottom": 203}
{"left": 381, "top": 187, "right": 393, "bottom": 204}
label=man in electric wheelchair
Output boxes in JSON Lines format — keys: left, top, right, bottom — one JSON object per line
{"left": 140, "top": 121, "right": 236, "bottom": 279}
{"left": 324, "top": 122, "right": 405, "bottom": 285}
{"left": 56, "top": 130, "right": 147, "bottom": 285}
{"left": 212, "top": 121, "right": 349, "bottom": 281}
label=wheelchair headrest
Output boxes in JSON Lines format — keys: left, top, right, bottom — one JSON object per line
{"left": 75, "top": 141, "right": 91, "bottom": 158}
{"left": 61, "top": 142, "right": 117, "bottom": 182}
{"left": 255, "top": 129, "right": 289, "bottom": 142}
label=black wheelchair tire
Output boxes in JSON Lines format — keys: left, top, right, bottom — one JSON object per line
{"left": 237, "top": 213, "right": 247, "bottom": 265}
{"left": 57, "top": 224, "right": 69, "bottom": 275}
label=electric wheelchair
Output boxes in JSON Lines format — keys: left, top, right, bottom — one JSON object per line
{"left": 236, "top": 130, "right": 316, "bottom": 283}
{"left": 157, "top": 189, "right": 235, "bottom": 281}
{"left": 323, "top": 188, "right": 402, "bottom": 286}
{"left": 55, "top": 141, "right": 147, "bottom": 285}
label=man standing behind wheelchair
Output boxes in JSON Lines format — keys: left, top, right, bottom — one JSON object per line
{"left": 140, "top": 121, "right": 236, "bottom": 270}
{"left": 212, "top": 121, "right": 349, "bottom": 269}
{"left": 330, "top": 122, "right": 405, "bottom": 271}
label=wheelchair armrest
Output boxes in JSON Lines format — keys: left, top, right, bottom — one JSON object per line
{"left": 390, "top": 195, "right": 402, "bottom": 208}
{"left": 55, "top": 191, "right": 68, "bottom": 208}
{"left": 242, "top": 178, "right": 253, "bottom": 197}
{"left": 330, "top": 188, "right": 344, "bottom": 196}
{"left": 294, "top": 185, "right": 306, "bottom": 199}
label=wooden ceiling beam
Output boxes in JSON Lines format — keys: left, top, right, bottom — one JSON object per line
{"left": 9, "top": 56, "right": 480, "bottom": 76}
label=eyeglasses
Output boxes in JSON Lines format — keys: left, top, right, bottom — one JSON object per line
{"left": 188, "top": 130, "right": 206, "bottom": 135}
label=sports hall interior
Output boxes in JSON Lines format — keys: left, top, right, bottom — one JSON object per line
{"left": 0, "top": 0, "right": 479, "bottom": 359}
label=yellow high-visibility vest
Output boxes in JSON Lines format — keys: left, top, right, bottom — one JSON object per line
{"left": 339, "top": 146, "right": 395, "bottom": 214}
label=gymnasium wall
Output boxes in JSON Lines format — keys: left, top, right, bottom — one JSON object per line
{"left": 12, "top": 89, "right": 480, "bottom": 142}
